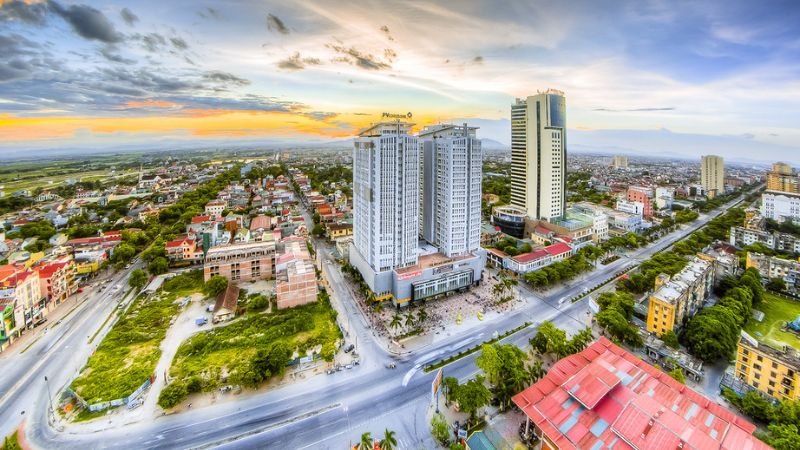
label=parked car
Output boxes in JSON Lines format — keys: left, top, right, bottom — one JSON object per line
{"left": 343, "top": 344, "right": 355, "bottom": 353}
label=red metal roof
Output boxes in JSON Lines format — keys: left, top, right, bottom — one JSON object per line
{"left": 544, "top": 242, "right": 572, "bottom": 256}
{"left": 191, "top": 215, "right": 211, "bottom": 224}
{"left": 512, "top": 337, "right": 771, "bottom": 450}
{"left": 512, "top": 249, "right": 549, "bottom": 264}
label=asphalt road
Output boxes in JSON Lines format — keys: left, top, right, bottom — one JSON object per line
{"left": 0, "top": 263, "right": 142, "bottom": 440}
{"left": 7, "top": 192, "right": 747, "bottom": 449}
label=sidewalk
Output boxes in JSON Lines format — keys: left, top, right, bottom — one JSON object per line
{"left": 1, "top": 268, "right": 119, "bottom": 359}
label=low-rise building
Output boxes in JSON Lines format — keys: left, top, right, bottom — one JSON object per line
{"left": 204, "top": 200, "right": 226, "bottom": 218}
{"left": 275, "top": 241, "right": 317, "bottom": 309}
{"left": 746, "top": 252, "right": 800, "bottom": 290}
{"left": 762, "top": 191, "right": 800, "bottom": 224}
{"left": 325, "top": 222, "right": 353, "bottom": 241}
{"left": 730, "top": 226, "right": 800, "bottom": 253}
{"left": 646, "top": 257, "right": 714, "bottom": 336}
{"left": 513, "top": 337, "right": 768, "bottom": 450}
{"left": 491, "top": 205, "right": 526, "bottom": 239}
{"left": 212, "top": 283, "right": 239, "bottom": 323}
{"left": 504, "top": 242, "right": 574, "bottom": 274}
{"left": 34, "top": 260, "right": 76, "bottom": 306}
{"left": 734, "top": 331, "right": 800, "bottom": 401}
{"left": 165, "top": 235, "right": 202, "bottom": 265}
{"left": 203, "top": 241, "right": 276, "bottom": 283}
{"left": 0, "top": 266, "right": 43, "bottom": 332}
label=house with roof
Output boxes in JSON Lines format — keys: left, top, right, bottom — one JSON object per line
{"left": 503, "top": 242, "right": 574, "bottom": 274}
{"left": 212, "top": 283, "right": 239, "bottom": 323}
{"left": 512, "top": 337, "right": 769, "bottom": 450}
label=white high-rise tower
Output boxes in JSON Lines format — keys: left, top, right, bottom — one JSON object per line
{"left": 351, "top": 121, "right": 419, "bottom": 274}
{"left": 419, "top": 124, "right": 482, "bottom": 258}
{"left": 510, "top": 90, "right": 567, "bottom": 221}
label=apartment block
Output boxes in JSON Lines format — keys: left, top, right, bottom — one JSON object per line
{"left": 646, "top": 257, "right": 714, "bottom": 336}
{"left": 762, "top": 190, "right": 800, "bottom": 224}
{"left": 203, "top": 241, "right": 276, "bottom": 283}
{"left": 700, "top": 155, "right": 725, "bottom": 198}
{"left": 735, "top": 331, "right": 800, "bottom": 401}
{"left": 275, "top": 239, "right": 317, "bottom": 309}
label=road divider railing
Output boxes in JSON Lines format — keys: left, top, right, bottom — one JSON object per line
{"left": 423, "top": 321, "right": 532, "bottom": 373}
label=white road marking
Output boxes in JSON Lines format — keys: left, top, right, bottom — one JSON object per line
{"left": 402, "top": 366, "right": 419, "bottom": 387}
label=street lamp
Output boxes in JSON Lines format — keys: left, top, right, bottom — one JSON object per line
{"left": 44, "top": 376, "right": 54, "bottom": 421}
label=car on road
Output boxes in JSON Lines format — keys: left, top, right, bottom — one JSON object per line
{"left": 343, "top": 343, "right": 355, "bottom": 353}
{"left": 385, "top": 362, "right": 396, "bottom": 369}
{"left": 345, "top": 364, "right": 353, "bottom": 370}
{"left": 326, "top": 368, "right": 335, "bottom": 375}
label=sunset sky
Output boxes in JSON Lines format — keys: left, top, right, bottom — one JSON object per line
{"left": 1, "top": 0, "right": 799, "bottom": 160}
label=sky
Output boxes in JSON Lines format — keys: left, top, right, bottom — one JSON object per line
{"left": 1, "top": 0, "right": 800, "bottom": 162}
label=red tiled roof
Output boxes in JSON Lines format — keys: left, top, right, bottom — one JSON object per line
{"left": 35, "top": 262, "right": 68, "bottom": 278}
{"left": 512, "top": 249, "right": 549, "bottom": 264}
{"left": 544, "top": 242, "right": 572, "bottom": 256}
{"left": 512, "top": 337, "right": 771, "bottom": 450}
{"left": 534, "top": 225, "right": 552, "bottom": 235}
{"left": 191, "top": 215, "right": 211, "bottom": 224}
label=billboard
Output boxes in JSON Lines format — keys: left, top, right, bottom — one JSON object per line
{"left": 431, "top": 368, "right": 443, "bottom": 403}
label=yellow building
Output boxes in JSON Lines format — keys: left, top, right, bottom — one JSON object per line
{"left": 646, "top": 257, "right": 714, "bottom": 337}
{"left": 325, "top": 222, "right": 353, "bottom": 240}
{"left": 767, "top": 162, "right": 800, "bottom": 194}
{"left": 75, "top": 260, "right": 100, "bottom": 274}
{"left": 735, "top": 332, "right": 800, "bottom": 401}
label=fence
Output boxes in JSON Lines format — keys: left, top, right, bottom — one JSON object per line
{"left": 66, "top": 375, "right": 153, "bottom": 413}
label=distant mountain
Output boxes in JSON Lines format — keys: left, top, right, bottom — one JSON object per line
{"left": 481, "top": 138, "right": 508, "bottom": 150}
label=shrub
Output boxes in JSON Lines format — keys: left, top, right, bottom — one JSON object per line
{"left": 158, "top": 381, "right": 188, "bottom": 409}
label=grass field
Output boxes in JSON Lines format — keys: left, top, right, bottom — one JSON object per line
{"left": 745, "top": 293, "right": 800, "bottom": 349}
{"left": 70, "top": 271, "right": 203, "bottom": 404}
{"left": 0, "top": 168, "right": 139, "bottom": 193}
{"left": 167, "top": 294, "right": 340, "bottom": 391}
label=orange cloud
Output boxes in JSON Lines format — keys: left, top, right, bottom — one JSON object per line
{"left": 125, "top": 99, "right": 182, "bottom": 109}
{"left": 0, "top": 108, "right": 464, "bottom": 144}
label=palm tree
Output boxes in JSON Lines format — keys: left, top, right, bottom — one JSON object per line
{"left": 379, "top": 429, "right": 397, "bottom": 450}
{"left": 358, "top": 432, "right": 373, "bottom": 450}
{"left": 417, "top": 308, "right": 428, "bottom": 325}
{"left": 389, "top": 313, "right": 402, "bottom": 331}
{"left": 527, "top": 360, "right": 545, "bottom": 384}
{"left": 403, "top": 312, "right": 415, "bottom": 330}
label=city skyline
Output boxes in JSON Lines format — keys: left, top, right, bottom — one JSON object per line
{"left": 1, "top": 0, "right": 799, "bottom": 162}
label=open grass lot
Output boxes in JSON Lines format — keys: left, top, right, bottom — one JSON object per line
{"left": 745, "top": 293, "right": 800, "bottom": 349}
{"left": 70, "top": 271, "right": 203, "bottom": 404}
{"left": 0, "top": 168, "right": 139, "bottom": 193}
{"left": 167, "top": 294, "right": 341, "bottom": 391}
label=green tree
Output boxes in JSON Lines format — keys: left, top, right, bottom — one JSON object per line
{"left": 668, "top": 367, "right": 685, "bottom": 384}
{"left": 312, "top": 223, "right": 325, "bottom": 237}
{"left": 148, "top": 256, "right": 169, "bottom": 275}
{"left": 662, "top": 330, "right": 680, "bottom": 349}
{"left": 379, "top": 429, "right": 397, "bottom": 450}
{"left": 389, "top": 313, "right": 402, "bottom": 331}
{"left": 128, "top": 268, "right": 148, "bottom": 292}
{"left": 430, "top": 412, "right": 451, "bottom": 445}
{"left": 529, "top": 321, "right": 567, "bottom": 356}
{"left": 205, "top": 275, "right": 229, "bottom": 297}
{"left": 111, "top": 243, "right": 136, "bottom": 267}
{"left": 158, "top": 381, "right": 187, "bottom": 409}
{"left": 247, "top": 294, "right": 269, "bottom": 312}
{"left": 768, "top": 277, "right": 787, "bottom": 292}
{"left": 683, "top": 305, "right": 739, "bottom": 362}
{"left": 358, "top": 432, "right": 373, "bottom": 450}
{"left": 252, "top": 341, "right": 292, "bottom": 378}
{"left": 454, "top": 375, "right": 491, "bottom": 420}
{"left": 765, "top": 423, "right": 800, "bottom": 450}
{"left": 320, "top": 342, "right": 336, "bottom": 363}
{"left": 740, "top": 390, "right": 774, "bottom": 423}
{"left": 476, "top": 344, "right": 503, "bottom": 386}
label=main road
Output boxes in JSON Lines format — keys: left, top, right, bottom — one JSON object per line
{"left": 10, "top": 192, "right": 747, "bottom": 449}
